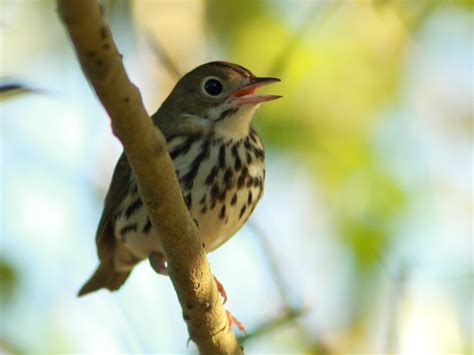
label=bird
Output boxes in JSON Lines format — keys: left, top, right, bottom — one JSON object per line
{"left": 78, "top": 61, "right": 281, "bottom": 297}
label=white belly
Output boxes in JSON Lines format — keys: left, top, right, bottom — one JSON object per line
{"left": 113, "top": 133, "right": 264, "bottom": 269}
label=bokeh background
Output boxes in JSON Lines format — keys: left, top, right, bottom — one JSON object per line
{"left": 1, "top": 0, "right": 472, "bottom": 353}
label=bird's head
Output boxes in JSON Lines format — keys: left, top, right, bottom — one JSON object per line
{"left": 156, "top": 61, "right": 281, "bottom": 140}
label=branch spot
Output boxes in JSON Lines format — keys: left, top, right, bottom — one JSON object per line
{"left": 154, "top": 139, "right": 167, "bottom": 156}
{"left": 146, "top": 200, "right": 160, "bottom": 211}
{"left": 100, "top": 26, "right": 108, "bottom": 39}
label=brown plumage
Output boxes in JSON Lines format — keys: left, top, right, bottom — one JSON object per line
{"left": 79, "top": 61, "right": 280, "bottom": 296}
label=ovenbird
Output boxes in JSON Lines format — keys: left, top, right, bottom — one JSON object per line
{"left": 79, "top": 61, "right": 281, "bottom": 296}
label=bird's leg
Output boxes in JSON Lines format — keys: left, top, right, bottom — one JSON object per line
{"left": 149, "top": 254, "right": 228, "bottom": 302}
{"left": 149, "top": 252, "right": 168, "bottom": 275}
{"left": 149, "top": 258, "right": 246, "bottom": 335}
{"left": 226, "top": 310, "right": 246, "bottom": 335}
{"left": 213, "top": 276, "right": 246, "bottom": 334}
{"left": 213, "top": 275, "right": 228, "bottom": 304}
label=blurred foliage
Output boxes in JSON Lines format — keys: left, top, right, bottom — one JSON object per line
{"left": 199, "top": 8, "right": 472, "bottom": 352}
{"left": 206, "top": 5, "right": 473, "bottom": 350}
{"left": 207, "top": 0, "right": 408, "bottom": 272}
{"left": 1, "top": 0, "right": 471, "bottom": 353}
{"left": 0, "top": 82, "right": 41, "bottom": 101}
{"left": 375, "top": 0, "right": 474, "bottom": 23}
{"left": 0, "top": 259, "right": 17, "bottom": 307}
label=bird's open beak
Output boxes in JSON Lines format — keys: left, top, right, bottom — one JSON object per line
{"left": 230, "top": 77, "right": 282, "bottom": 105}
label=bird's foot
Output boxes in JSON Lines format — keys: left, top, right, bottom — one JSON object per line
{"left": 214, "top": 276, "right": 245, "bottom": 334}
{"left": 214, "top": 275, "right": 228, "bottom": 304}
{"left": 150, "top": 258, "right": 244, "bottom": 334}
{"left": 226, "top": 310, "right": 246, "bottom": 335}
{"left": 149, "top": 252, "right": 168, "bottom": 275}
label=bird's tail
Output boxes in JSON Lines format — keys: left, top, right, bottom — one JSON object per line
{"left": 78, "top": 261, "right": 131, "bottom": 297}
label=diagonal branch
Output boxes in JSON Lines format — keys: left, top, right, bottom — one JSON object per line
{"left": 56, "top": 1, "right": 242, "bottom": 353}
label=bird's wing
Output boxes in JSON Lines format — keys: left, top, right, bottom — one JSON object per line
{"left": 96, "top": 152, "right": 132, "bottom": 262}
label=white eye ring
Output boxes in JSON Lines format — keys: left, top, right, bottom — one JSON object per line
{"left": 201, "top": 76, "right": 224, "bottom": 97}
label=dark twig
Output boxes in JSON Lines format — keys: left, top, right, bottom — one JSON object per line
{"left": 145, "top": 32, "right": 183, "bottom": 80}
{"left": 248, "top": 220, "right": 294, "bottom": 306}
{"left": 0, "top": 82, "right": 45, "bottom": 100}
{"left": 237, "top": 306, "right": 306, "bottom": 343}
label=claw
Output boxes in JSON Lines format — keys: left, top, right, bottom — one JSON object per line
{"left": 213, "top": 276, "right": 245, "bottom": 334}
{"left": 226, "top": 310, "right": 246, "bottom": 335}
{"left": 214, "top": 275, "right": 228, "bottom": 304}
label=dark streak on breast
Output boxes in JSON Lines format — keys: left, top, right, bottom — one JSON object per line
{"left": 205, "top": 164, "right": 219, "bottom": 186}
{"left": 143, "top": 218, "right": 152, "bottom": 234}
{"left": 181, "top": 139, "right": 211, "bottom": 190}
{"left": 239, "top": 205, "right": 247, "bottom": 219}
{"left": 237, "top": 166, "right": 249, "bottom": 189}
{"left": 169, "top": 135, "right": 199, "bottom": 160}
{"left": 120, "top": 223, "right": 138, "bottom": 236}
{"left": 125, "top": 197, "right": 143, "bottom": 218}
{"left": 219, "top": 205, "right": 226, "bottom": 220}
{"left": 218, "top": 144, "right": 226, "bottom": 169}
{"left": 214, "top": 107, "right": 239, "bottom": 123}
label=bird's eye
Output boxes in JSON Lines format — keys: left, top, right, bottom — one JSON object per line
{"left": 203, "top": 78, "right": 223, "bottom": 96}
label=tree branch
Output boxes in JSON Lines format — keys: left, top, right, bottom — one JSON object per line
{"left": 56, "top": 1, "right": 242, "bottom": 353}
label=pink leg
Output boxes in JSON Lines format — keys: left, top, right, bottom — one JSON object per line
{"left": 214, "top": 276, "right": 246, "bottom": 334}
{"left": 149, "top": 258, "right": 245, "bottom": 335}
{"left": 214, "top": 275, "right": 228, "bottom": 304}
{"left": 226, "top": 310, "right": 246, "bottom": 335}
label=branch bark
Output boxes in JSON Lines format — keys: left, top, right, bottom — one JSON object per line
{"left": 57, "top": 1, "right": 242, "bottom": 353}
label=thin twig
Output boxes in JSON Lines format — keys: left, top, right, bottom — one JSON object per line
{"left": 237, "top": 306, "right": 306, "bottom": 343}
{"left": 0, "top": 83, "right": 46, "bottom": 100}
{"left": 248, "top": 220, "right": 294, "bottom": 306}
{"left": 145, "top": 32, "right": 183, "bottom": 80}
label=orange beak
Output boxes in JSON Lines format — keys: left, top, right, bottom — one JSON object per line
{"left": 231, "top": 77, "right": 282, "bottom": 105}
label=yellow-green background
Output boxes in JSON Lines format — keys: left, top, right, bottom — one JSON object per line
{"left": 1, "top": 0, "right": 472, "bottom": 353}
